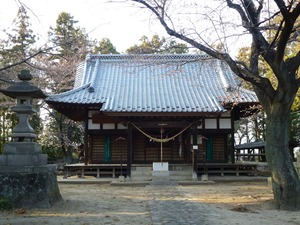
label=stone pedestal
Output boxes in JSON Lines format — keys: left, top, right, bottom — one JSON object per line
{"left": 0, "top": 142, "right": 61, "bottom": 208}
{"left": 0, "top": 142, "right": 47, "bottom": 166}
{"left": 0, "top": 165, "right": 61, "bottom": 208}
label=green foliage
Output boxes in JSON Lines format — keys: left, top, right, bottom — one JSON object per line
{"left": 0, "top": 96, "right": 17, "bottom": 153}
{"left": 38, "top": 12, "right": 92, "bottom": 158}
{"left": 42, "top": 145, "right": 64, "bottom": 163}
{"left": 48, "top": 12, "right": 91, "bottom": 58}
{"left": 0, "top": 4, "right": 37, "bottom": 72}
{"left": 42, "top": 12, "right": 93, "bottom": 94}
{"left": 93, "top": 38, "right": 119, "bottom": 54}
{"left": 0, "top": 197, "right": 13, "bottom": 211}
{"left": 292, "top": 97, "right": 300, "bottom": 112}
{"left": 30, "top": 111, "right": 42, "bottom": 136}
{"left": 126, "top": 35, "right": 188, "bottom": 54}
{"left": 9, "top": 6, "right": 36, "bottom": 53}
{"left": 40, "top": 111, "right": 84, "bottom": 159}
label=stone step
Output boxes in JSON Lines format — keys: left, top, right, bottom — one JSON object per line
{"left": 131, "top": 165, "right": 194, "bottom": 181}
{"left": 131, "top": 166, "right": 152, "bottom": 172}
{"left": 169, "top": 170, "right": 192, "bottom": 175}
{"left": 169, "top": 165, "right": 193, "bottom": 171}
{"left": 131, "top": 169, "right": 192, "bottom": 175}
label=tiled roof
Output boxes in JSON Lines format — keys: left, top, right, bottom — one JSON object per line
{"left": 45, "top": 54, "right": 258, "bottom": 113}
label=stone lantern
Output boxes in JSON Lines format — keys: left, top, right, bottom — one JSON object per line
{"left": 0, "top": 70, "right": 47, "bottom": 165}
{"left": 0, "top": 70, "right": 61, "bottom": 208}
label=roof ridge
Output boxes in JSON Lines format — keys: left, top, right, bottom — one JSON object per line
{"left": 86, "top": 54, "right": 212, "bottom": 61}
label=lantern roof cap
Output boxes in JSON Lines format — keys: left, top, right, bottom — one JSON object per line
{"left": 0, "top": 70, "right": 46, "bottom": 99}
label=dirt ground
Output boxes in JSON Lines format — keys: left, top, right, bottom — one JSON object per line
{"left": 1, "top": 178, "right": 300, "bottom": 225}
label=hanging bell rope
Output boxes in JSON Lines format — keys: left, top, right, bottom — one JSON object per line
{"left": 128, "top": 122, "right": 195, "bottom": 143}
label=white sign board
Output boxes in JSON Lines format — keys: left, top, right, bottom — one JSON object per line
{"left": 153, "top": 162, "right": 169, "bottom": 171}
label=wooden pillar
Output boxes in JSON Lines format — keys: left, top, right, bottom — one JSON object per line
{"left": 230, "top": 113, "right": 235, "bottom": 164}
{"left": 127, "top": 123, "right": 133, "bottom": 178}
{"left": 84, "top": 109, "right": 89, "bottom": 165}
{"left": 192, "top": 124, "right": 198, "bottom": 174}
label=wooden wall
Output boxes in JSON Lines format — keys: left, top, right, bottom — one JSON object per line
{"left": 132, "top": 132, "right": 183, "bottom": 163}
{"left": 196, "top": 134, "right": 228, "bottom": 163}
{"left": 90, "top": 132, "right": 184, "bottom": 163}
{"left": 90, "top": 135, "right": 127, "bottom": 164}
{"left": 90, "top": 132, "right": 228, "bottom": 164}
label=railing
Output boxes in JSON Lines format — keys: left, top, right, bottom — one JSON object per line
{"left": 197, "top": 163, "right": 257, "bottom": 176}
{"left": 63, "top": 164, "right": 127, "bottom": 179}
{"left": 235, "top": 150, "right": 266, "bottom": 162}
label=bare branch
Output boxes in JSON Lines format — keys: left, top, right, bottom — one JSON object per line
{"left": 131, "top": 0, "right": 274, "bottom": 95}
{"left": 274, "top": 0, "right": 290, "bottom": 18}
{"left": 0, "top": 47, "right": 52, "bottom": 72}
{"left": 273, "top": 1, "right": 297, "bottom": 63}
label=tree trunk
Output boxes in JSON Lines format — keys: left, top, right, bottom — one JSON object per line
{"left": 58, "top": 113, "right": 68, "bottom": 158}
{"left": 265, "top": 110, "right": 300, "bottom": 210}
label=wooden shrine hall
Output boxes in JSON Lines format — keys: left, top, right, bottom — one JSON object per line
{"left": 46, "top": 54, "right": 259, "bottom": 180}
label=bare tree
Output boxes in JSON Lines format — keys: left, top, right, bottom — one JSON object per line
{"left": 129, "top": 0, "right": 300, "bottom": 210}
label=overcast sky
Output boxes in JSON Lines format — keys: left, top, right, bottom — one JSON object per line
{"left": 0, "top": 0, "right": 165, "bottom": 53}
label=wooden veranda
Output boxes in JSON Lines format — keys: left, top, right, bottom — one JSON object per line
{"left": 63, "top": 162, "right": 258, "bottom": 179}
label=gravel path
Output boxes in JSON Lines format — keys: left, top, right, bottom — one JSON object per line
{"left": 147, "top": 183, "right": 219, "bottom": 225}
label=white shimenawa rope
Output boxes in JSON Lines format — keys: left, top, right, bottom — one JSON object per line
{"left": 129, "top": 122, "right": 195, "bottom": 143}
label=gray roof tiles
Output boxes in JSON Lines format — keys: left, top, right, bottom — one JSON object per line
{"left": 46, "top": 54, "right": 258, "bottom": 113}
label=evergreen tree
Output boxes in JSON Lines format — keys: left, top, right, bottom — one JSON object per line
{"left": 48, "top": 12, "right": 90, "bottom": 58}
{"left": 0, "top": 5, "right": 40, "bottom": 153}
{"left": 93, "top": 38, "right": 119, "bottom": 54}
{"left": 38, "top": 12, "right": 92, "bottom": 159}
{"left": 1, "top": 5, "right": 37, "bottom": 72}
{"left": 126, "top": 35, "right": 188, "bottom": 54}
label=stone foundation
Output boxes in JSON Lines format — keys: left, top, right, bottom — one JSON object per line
{"left": 0, "top": 165, "right": 62, "bottom": 208}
